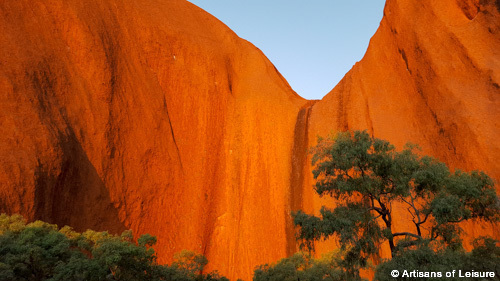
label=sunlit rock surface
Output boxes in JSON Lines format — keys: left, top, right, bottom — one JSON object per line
{"left": 0, "top": 0, "right": 307, "bottom": 279}
{"left": 0, "top": 0, "right": 498, "bottom": 280}
{"left": 305, "top": 0, "right": 500, "bottom": 259}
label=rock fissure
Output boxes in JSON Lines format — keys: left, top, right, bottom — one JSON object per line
{"left": 163, "top": 96, "right": 183, "bottom": 171}
{"left": 287, "top": 100, "right": 316, "bottom": 256}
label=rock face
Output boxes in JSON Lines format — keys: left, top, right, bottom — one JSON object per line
{"left": 0, "top": 0, "right": 306, "bottom": 279}
{"left": 0, "top": 0, "right": 498, "bottom": 280}
{"left": 304, "top": 0, "right": 500, "bottom": 257}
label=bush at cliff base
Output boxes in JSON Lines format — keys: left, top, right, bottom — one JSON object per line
{"left": 0, "top": 213, "right": 228, "bottom": 281}
{"left": 375, "top": 237, "right": 500, "bottom": 281}
{"left": 253, "top": 251, "right": 365, "bottom": 281}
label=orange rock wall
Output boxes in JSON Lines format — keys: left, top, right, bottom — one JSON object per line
{"left": 0, "top": 0, "right": 498, "bottom": 280}
{"left": 0, "top": 0, "right": 307, "bottom": 279}
{"left": 304, "top": 0, "right": 500, "bottom": 257}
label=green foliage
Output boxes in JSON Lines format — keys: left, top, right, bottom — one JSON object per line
{"left": 0, "top": 214, "right": 80, "bottom": 281}
{"left": 253, "top": 251, "right": 359, "bottom": 281}
{"left": 374, "top": 237, "right": 500, "bottom": 281}
{"left": 0, "top": 214, "right": 228, "bottom": 281}
{"left": 467, "top": 237, "right": 500, "bottom": 275}
{"left": 173, "top": 250, "right": 208, "bottom": 274}
{"left": 170, "top": 250, "right": 228, "bottom": 281}
{"left": 294, "top": 130, "right": 500, "bottom": 276}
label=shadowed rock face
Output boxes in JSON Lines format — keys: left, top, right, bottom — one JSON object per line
{"left": 0, "top": 0, "right": 498, "bottom": 280}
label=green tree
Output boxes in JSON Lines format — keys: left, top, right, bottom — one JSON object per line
{"left": 0, "top": 215, "right": 84, "bottom": 281}
{"left": 253, "top": 251, "right": 350, "bottom": 281}
{"left": 0, "top": 214, "right": 228, "bottom": 281}
{"left": 375, "top": 237, "right": 500, "bottom": 281}
{"left": 293, "top": 131, "right": 499, "bottom": 277}
{"left": 170, "top": 250, "right": 228, "bottom": 281}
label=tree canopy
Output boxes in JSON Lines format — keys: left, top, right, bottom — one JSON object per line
{"left": 293, "top": 130, "right": 500, "bottom": 277}
{"left": 0, "top": 213, "right": 228, "bottom": 281}
{"left": 375, "top": 237, "right": 500, "bottom": 281}
{"left": 253, "top": 251, "right": 353, "bottom": 281}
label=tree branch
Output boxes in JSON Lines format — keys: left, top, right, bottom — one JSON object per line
{"left": 368, "top": 207, "right": 384, "bottom": 214}
{"left": 392, "top": 232, "right": 422, "bottom": 240}
{"left": 416, "top": 212, "right": 430, "bottom": 225}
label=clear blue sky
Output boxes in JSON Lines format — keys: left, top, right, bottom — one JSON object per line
{"left": 187, "top": 1, "right": 386, "bottom": 100}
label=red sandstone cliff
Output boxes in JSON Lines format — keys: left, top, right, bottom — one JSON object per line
{"left": 0, "top": 0, "right": 306, "bottom": 279}
{"left": 0, "top": 0, "right": 498, "bottom": 280}
{"left": 304, "top": 0, "right": 500, "bottom": 257}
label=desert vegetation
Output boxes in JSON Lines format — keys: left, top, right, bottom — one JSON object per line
{"left": 0, "top": 214, "right": 228, "bottom": 281}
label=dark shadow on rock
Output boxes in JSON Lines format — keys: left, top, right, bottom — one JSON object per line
{"left": 34, "top": 127, "right": 126, "bottom": 234}
{"left": 286, "top": 100, "right": 317, "bottom": 256}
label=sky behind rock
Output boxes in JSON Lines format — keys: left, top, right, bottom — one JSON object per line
{"left": 187, "top": 1, "right": 386, "bottom": 100}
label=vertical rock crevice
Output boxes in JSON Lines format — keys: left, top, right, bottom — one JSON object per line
{"left": 286, "top": 100, "right": 317, "bottom": 256}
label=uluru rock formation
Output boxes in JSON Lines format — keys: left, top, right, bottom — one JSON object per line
{"left": 302, "top": 0, "right": 500, "bottom": 257}
{"left": 0, "top": 0, "right": 498, "bottom": 280}
{"left": 0, "top": 0, "right": 307, "bottom": 278}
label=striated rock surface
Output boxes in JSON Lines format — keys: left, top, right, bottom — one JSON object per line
{"left": 0, "top": 0, "right": 306, "bottom": 279}
{"left": 0, "top": 0, "right": 498, "bottom": 279}
{"left": 304, "top": 0, "right": 500, "bottom": 257}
